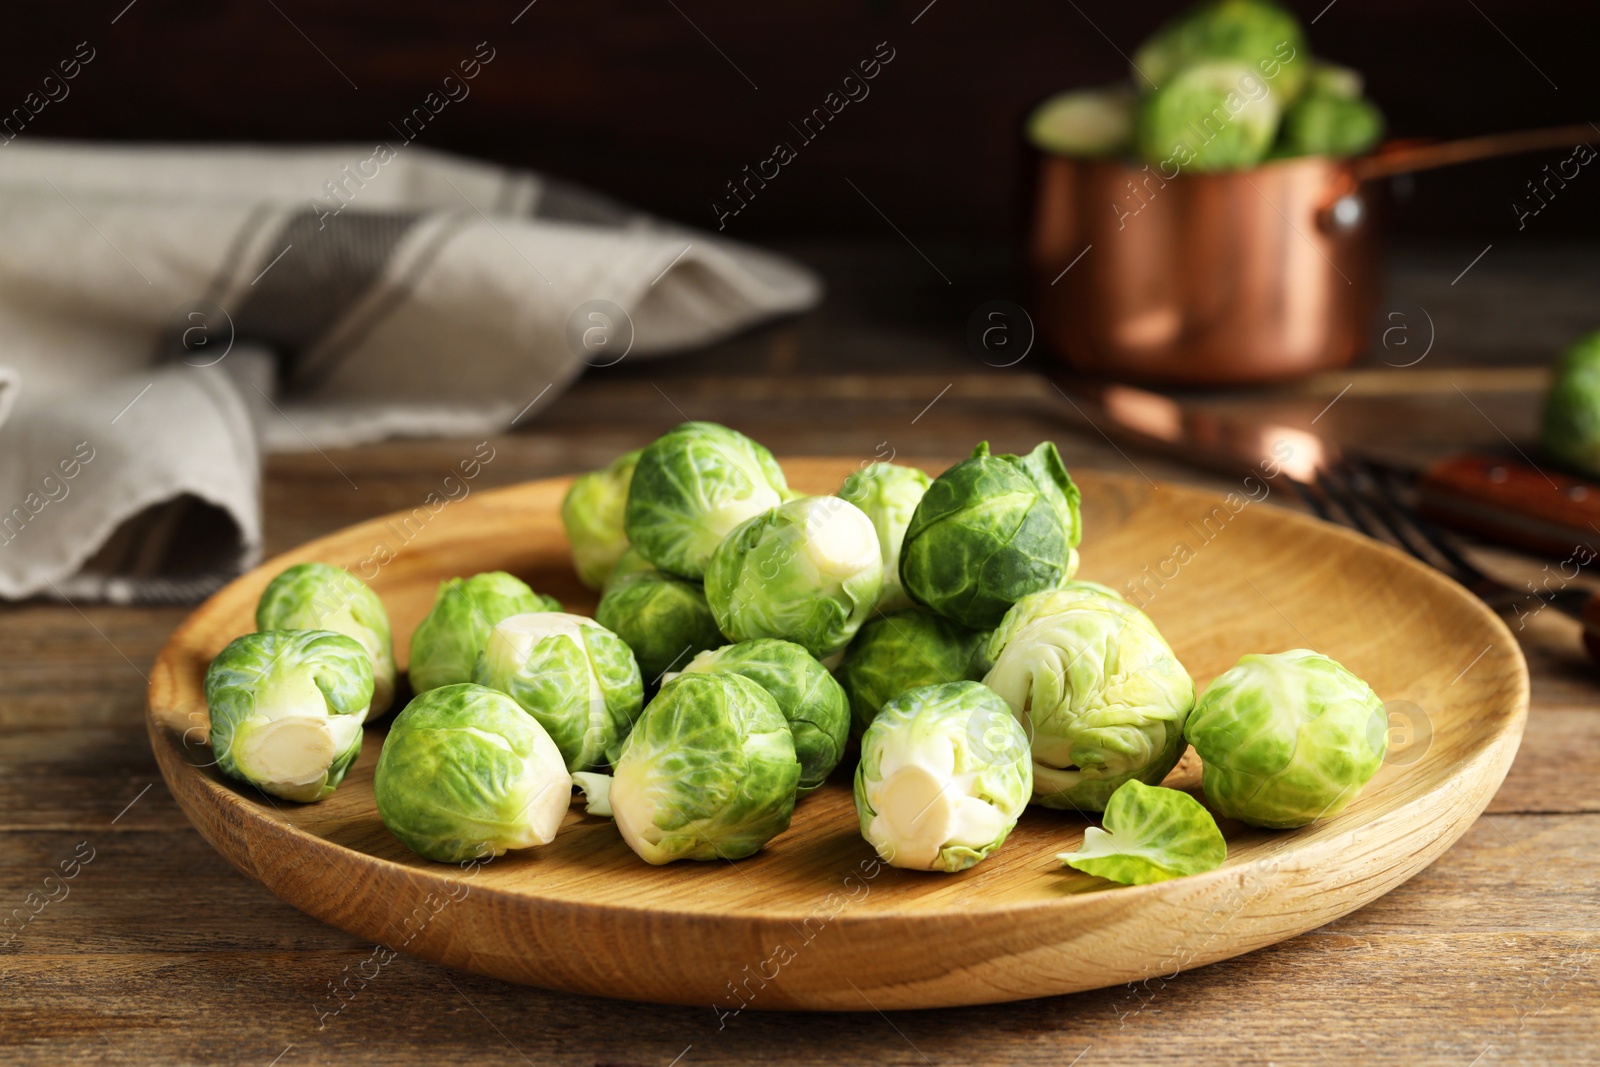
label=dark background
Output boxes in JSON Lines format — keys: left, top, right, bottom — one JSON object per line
{"left": 3, "top": 0, "right": 1596, "bottom": 240}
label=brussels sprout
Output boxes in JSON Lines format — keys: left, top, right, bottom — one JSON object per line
{"left": 472, "top": 612, "right": 644, "bottom": 772}
{"left": 595, "top": 549, "right": 725, "bottom": 684}
{"left": 1306, "top": 59, "right": 1363, "bottom": 100}
{"left": 1026, "top": 85, "right": 1137, "bottom": 158}
{"left": 1058, "top": 779, "right": 1226, "bottom": 884}
{"left": 839, "top": 462, "right": 931, "bottom": 615}
{"left": 624, "top": 422, "right": 791, "bottom": 580}
{"left": 680, "top": 639, "right": 850, "bottom": 795}
{"left": 899, "top": 441, "right": 1082, "bottom": 631}
{"left": 704, "top": 495, "right": 883, "bottom": 660}
{"left": 983, "top": 582, "right": 1127, "bottom": 651}
{"left": 1540, "top": 330, "right": 1600, "bottom": 477}
{"left": 408, "top": 572, "right": 560, "bottom": 694}
{"left": 373, "top": 683, "right": 571, "bottom": 862}
{"left": 968, "top": 582, "right": 1121, "bottom": 677}
{"left": 1135, "top": 60, "right": 1284, "bottom": 172}
{"left": 984, "top": 594, "right": 1194, "bottom": 812}
{"left": 605, "top": 672, "right": 800, "bottom": 864}
{"left": 1275, "top": 90, "right": 1384, "bottom": 158}
{"left": 205, "top": 629, "right": 373, "bottom": 803}
{"left": 562, "top": 450, "right": 640, "bottom": 590}
{"left": 836, "top": 608, "right": 988, "bottom": 737}
{"left": 1131, "top": 0, "right": 1308, "bottom": 103}
{"left": 256, "top": 562, "right": 396, "bottom": 719}
{"left": 1186, "top": 649, "right": 1386, "bottom": 828}
{"left": 854, "top": 681, "right": 1032, "bottom": 873}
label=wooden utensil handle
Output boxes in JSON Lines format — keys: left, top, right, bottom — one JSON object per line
{"left": 1415, "top": 454, "right": 1600, "bottom": 560}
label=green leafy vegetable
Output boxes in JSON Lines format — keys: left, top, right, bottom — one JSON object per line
{"left": 983, "top": 592, "right": 1195, "bottom": 812}
{"left": 561, "top": 449, "right": 640, "bottom": 590}
{"left": 624, "top": 422, "right": 790, "bottom": 580}
{"left": 680, "top": 639, "right": 850, "bottom": 795}
{"left": 1059, "top": 779, "right": 1226, "bottom": 884}
{"left": 472, "top": 612, "right": 644, "bottom": 772}
{"left": 836, "top": 608, "right": 988, "bottom": 737}
{"left": 854, "top": 681, "right": 1032, "bottom": 873}
{"left": 838, "top": 462, "right": 931, "bottom": 615}
{"left": 595, "top": 549, "right": 724, "bottom": 684}
{"left": 374, "top": 683, "right": 571, "bottom": 862}
{"left": 1541, "top": 330, "right": 1600, "bottom": 477}
{"left": 205, "top": 629, "right": 373, "bottom": 803}
{"left": 605, "top": 672, "right": 801, "bottom": 864}
{"left": 1185, "top": 649, "right": 1386, "bottom": 828}
{"left": 704, "top": 495, "right": 883, "bottom": 659}
{"left": 408, "top": 572, "right": 559, "bottom": 693}
{"left": 256, "top": 561, "right": 396, "bottom": 719}
{"left": 899, "top": 441, "right": 1082, "bottom": 630}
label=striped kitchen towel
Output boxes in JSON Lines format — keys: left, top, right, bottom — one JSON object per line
{"left": 0, "top": 141, "right": 820, "bottom": 603}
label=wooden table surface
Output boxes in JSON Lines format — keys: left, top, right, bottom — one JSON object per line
{"left": 4, "top": 241, "right": 1597, "bottom": 1065}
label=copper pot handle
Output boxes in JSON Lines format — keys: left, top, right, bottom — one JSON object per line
{"left": 1351, "top": 123, "right": 1597, "bottom": 182}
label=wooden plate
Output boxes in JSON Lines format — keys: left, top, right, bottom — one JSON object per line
{"left": 146, "top": 460, "right": 1528, "bottom": 1011}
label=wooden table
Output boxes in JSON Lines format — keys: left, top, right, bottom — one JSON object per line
{"left": 4, "top": 241, "right": 1597, "bottom": 1065}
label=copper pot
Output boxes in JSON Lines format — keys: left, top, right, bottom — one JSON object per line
{"left": 1028, "top": 124, "right": 1596, "bottom": 386}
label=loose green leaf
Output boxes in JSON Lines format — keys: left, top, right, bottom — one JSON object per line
{"left": 1059, "top": 779, "right": 1226, "bottom": 884}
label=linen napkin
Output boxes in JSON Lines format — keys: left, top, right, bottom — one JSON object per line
{"left": 0, "top": 141, "right": 820, "bottom": 603}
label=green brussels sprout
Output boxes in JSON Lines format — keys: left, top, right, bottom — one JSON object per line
{"left": 899, "top": 441, "right": 1082, "bottom": 631}
{"left": 1305, "top": 59, "right": 1363, "bottom": 100}
{"left": 1026, "top": 85, "right": 1137, "bottom": 158}
{"left": 984, "top": 594, "right": 1194, "bottom": 812}
{"left": 839, "top": 462, "right": 932, "bottom": 615}
{"left": 1186, "top": 649, "right": 1386, "bottom": 828}
{"left": 373, "top": 683, "right": 571, "bottom": 862}
{"left": 408, "top": 572, "right": 560, "bottom": 694}
{"left": 472, "top": 612, "right": 644, "bottom": 772}
{"left": 854, "top": 681, "right": 1032, "bottom": 873}
{"left": 983, "top": 582, "right": 1127, "bottom": 649}
{"left": 680, "top": 639, "right": 850, "bottom": 795}
{"left": 836, "top": 608, "right": 988, "bottom": 737}
{"left": 562, "top": 450, "right": 640, "bottom": 590}
{"left": 256, "top": 562, "right": 396, "bottom": 719}
{"left": 1058, "top": 779, "right": 1226, "bottom": 884}
{"left": 704, "top": 495, "right": 883, "bottom": 660}
{"left": 968, "top": 581, "right": 1121, "bottom": 677}
{"left": 1135, "top": 60, "right": 1284, "bottom": 172}
{"left": 624, "top": 422, "right": 791, "bottom": 580}
{"left": 604, "top": 672, "right": 800, "bottom": 864}
{"left": 1275, "top": 90, "right": 1384, "bottom": 158}
{"left": 595, "top": 549, "right": 724, "bottom": 684}
{"left": 205, "top": 629, "right": 373, "bottom": 803}
{"left": 1131, "top": 0, "right": 1308, "bottom": 102}
{"left": 1540, "top": 330, "right": 1600, "bottom": 477}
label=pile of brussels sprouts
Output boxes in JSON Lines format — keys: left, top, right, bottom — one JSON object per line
{"left": 1027, "top": 0, "right": 1384, "bottom": 172}
{"left": 203, "top": 421, "right": 1392, "bottom": 885}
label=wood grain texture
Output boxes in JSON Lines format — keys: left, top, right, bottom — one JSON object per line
{"left": 144, "top": 459, "right": 1529, "bottom": 1010}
